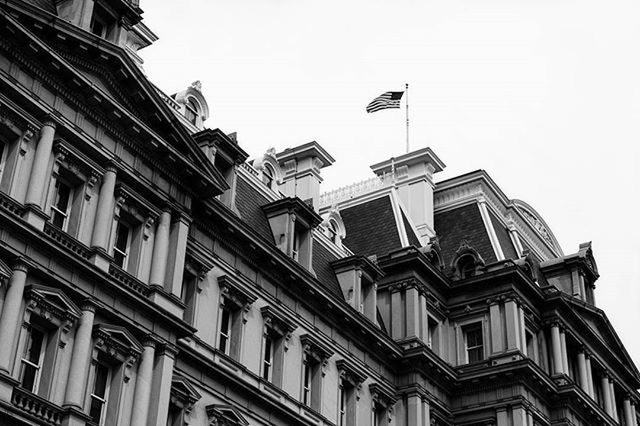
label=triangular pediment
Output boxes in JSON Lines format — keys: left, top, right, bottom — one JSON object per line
{"left": 0, "top": 9, "right": 229, "bottom": 197}
{"left": 567, "top": 299, "right": 640, "bottom": 379}
{"left": 26, "top": 285, "right": 81, "bottom": 318}
{"left": 206, "top": 404, "right": 249, "bottom": 426}
{"left": 171, "top": 374, "right": 201, "bottom": 405}
{"left": 93, "top": 324, "right": 143, "bottom": 354}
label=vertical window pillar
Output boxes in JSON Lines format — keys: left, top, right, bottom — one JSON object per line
{"left": 585, "top": 353, "right": 594, "bottom": 398}
{"left": 559, "top": 328, "right": 569, "bottom": 375}
{"left": 91, "top": 165, "right": 117, "bottom": 253}
{"left": 623, "top": 397, "right": 634, "bottom": 426}
{"left": 577, "top": 349, "right": 589, "bottom": 394}
{"left": 489, "top": 300, "right": 503, "bottom": 355}
{"left": 148, "top": 208, "right": 171, "bottom": 287}
{"left": 130, "top": 337, "right": 157, "bottom": 426}
{"left": 0, "top": 260, "right": 29, "bottom": 374}
{"left": 23, "top": 119, "right": 57, "bottom": 230}
{"left": 610, "top": 379, "right": 619, "bottom": 422}
{"left": 63, "top": 300, "right": 97, "bottom": 409}
{"left": 601, "top": 373, "right": 613, "bottom": 416}
{"left": 550, "top": 322, "right": 564, "bottom": 375}
{"left": 164, "top": 213, "right": 191, "bottom": 297}
{"left": 504, "top": 299, "right": 521, "bottom": 351}
{"left": 147, "top": 344, "right": 177, "bottom": 426}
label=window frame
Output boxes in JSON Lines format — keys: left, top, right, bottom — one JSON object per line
{"left": 49, "top": 177, "right": 74, "bottom": 231}
{"left": 18, "top": 324, "right": 47, "bottom": 393}
{"left": 88, "top": 361, "right": 111, "bottom": 426}
{"left": 463, "top": 322, "right": 484, "bottom": 363}
{"left": 112, "top": 219, "right": 132, "bottom": 270}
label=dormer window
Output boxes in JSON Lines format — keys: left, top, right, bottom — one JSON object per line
{"left": 90, "top": 4, "right": 116, "bottom": 40}
{"left": 262, "top": 197, "right": 322, "bottom": 270}
{"left": 331, "top": 255, "right": 384, "bottom": 323}
{"left": 458, "top": 255, "right": 476, "bottom": 279}
{"left": 451, "top": 241, "right": 485, "bottom": 280}
{"left": 185, "top": 98, "right": 201, "bottom": 126}
{"left": 262, "top": 163, "right": 275, "bottom": 189}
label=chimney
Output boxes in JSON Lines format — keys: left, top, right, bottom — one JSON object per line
{"left": 276, "top": 142, "right": 334, "bottom": 209}
{"left": 370, "top": 147, "right": 445, "bottom": 239}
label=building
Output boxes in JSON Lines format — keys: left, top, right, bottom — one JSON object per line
{"left": 0, "top": 1, "right": 637, "bottom": 426}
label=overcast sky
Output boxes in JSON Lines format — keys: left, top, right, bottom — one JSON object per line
{"left": 139, "top": 0, "right": 640, "bottom": 367}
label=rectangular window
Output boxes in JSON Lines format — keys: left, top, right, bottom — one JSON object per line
{"left": 89, "top": 363, "right": 110, "bottom": 425}
{"left": 181, "top": 271, "right": 198, "bottom": 326}
{"left": 463, "top": 323, "right": 484, "bottom": 363}
{"left": 292, "top": 230, "right": 300, "bottom": 261}
{"left": 302, "top": 362, "right": 312, "bottom": 406}
{"left": 218, "top": 306, "right": 232, "bottom": 355}
{"left": 338, "top": 385, "right": 347, "bottom": 426}
{"left": 0, "top": 140, "right": 6, "bottom": 179}
{"left": 262, "top": 334, "right": 274, "bottom": 381}
{"left": 428, "top": 317, "right": 438, "bottom": 350}
{"left": 112, "top": 221, "right": 131, "bottom": 269}
{"left": 50, "top": 179, "right": 73, "bottom": 230}
{"left": 19, "top": 326, "right": 46, "bottom": 392}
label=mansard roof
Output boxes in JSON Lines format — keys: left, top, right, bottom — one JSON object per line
{"left": 0, "top": 3, "right": 228, "bottom": 197}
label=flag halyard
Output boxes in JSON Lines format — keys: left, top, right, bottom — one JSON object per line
{"left": 366, "top": 91, "right": 404, "bottom": 113}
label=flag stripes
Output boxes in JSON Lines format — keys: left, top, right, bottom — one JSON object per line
{"left": 366, "top": 91, "right": 404, "bottom": 113}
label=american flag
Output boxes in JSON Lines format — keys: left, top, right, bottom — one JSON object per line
{"left": 366, "top": 91, "right": 404, "bottom": 113}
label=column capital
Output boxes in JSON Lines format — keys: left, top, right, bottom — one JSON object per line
{"left": 80, "top": 298, "right": 98, "bottom": 313}
{"left": 41, "top": 116, "right": 58, "bottom": 129}
{"left": 141, "top": 334, "right": 160, "bottom": 348}
{"left": 11, "top": 258, "right": 32, "bottom": 273}
{"left": 104, "top": 161, "right": 119, "bottom": 174}
{"left": 157, "top": 342, "right": 179, "bottom": 359}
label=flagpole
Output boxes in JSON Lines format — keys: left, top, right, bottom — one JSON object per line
{"left": 405, "top": 83, "right": 409, "bottom": 153}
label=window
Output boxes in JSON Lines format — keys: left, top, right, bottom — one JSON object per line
{"left": 218, "top": 305, "right": 233, "bottom": 355}
{"left": 458, "top": 255, "right": 476, "bottom": 279}
{"left": 370, "top": 383, "right": 394, "bottom": 426}
{"left": 302, "top": 361, "right": 314, "bottom": 406}
{"left": 300, "top": 334, "right": 333, "bottom": 411}
{"left": 338, "top": 384, "right": 347, "bottom": 426}
{"left": 463, "top": 323, "right": 484, "bottom": 363}
{"left": 292, "top": 227, "right": 300, "bottom": 261}
{"left": 50, "top": 179, "right": 73, "bottom": 230}
{"left": 88, "top": 362, "right": 110, "bottom": 425}
{"left": 262, "top": 163, "right": 275, "bottom": 189}
{"left": 262, "top": 333, "right": 274, "bottom": 381}
{"left": 19, "top": 325, "right": 46, "bottom": 392}
{"left": 90, "top": 4, "right": 115, "bottom": 39}
{"left": 0, "top": 138, "right": 7, "bottom": 181}
{"left": 427, "top": 317, "right": 438, "bottom": 351}
{"left": 181, "top": 268, "right": 198, "bottom": 326}
{"left": 185, "top": 98, "right": 200, "bottom": 126}
{"left": 260, "top": 306, "right": 295, "bottom": 387}
{"left": 112, "top": 220, "right": 131, "bottom": 269}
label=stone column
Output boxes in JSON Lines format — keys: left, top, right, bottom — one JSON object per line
{"left": 148, "top": 209, "right": 172, "bottom": 287}
{"left": 22, "top": 120, "right": 57, "bottom": 229}
{"left": 419, "top": 292, "right": 429, "bottom": 341}
{"left": 623, "top": 398, "right": 634, "bottom": 426}
{"left": 512, "top": 406, "right": 528, "bottom": 426}
{"left": 559, "top": 329, "right": 569, "bottom": 375}
{"left": 550, "top": 323, "right": 563, "bottom": 375}
{"left": 406, "top": 394, "right": 423, "bottom": 426}
{"left": 391, "top": 289, "right": 403, "bottom": 339}
{"left": 577, "top": 350, "right": 589, "bottom": 394}
{"left": 163, "top": 214, "right": 191, "bottom": 297}
{"left": 631, "top": 402, "right": 638, "bottom": 426}
{"left": 405, "top": 287, "right": 421, "bottom": 339}
{"left": 130, "top": 338, "right": 156, "bottom": 426}
{"left": 609, "top": 380, "right": 618, "bottom": 421}
{"left": 147, "top": 344, "right": 177, "bottom": 426}
{"left": 585, "top": 354, "right": 594, "bottom": 397}
{"left": 63, "top": 300, "right": 96, "bottom": 408}
{"left": 519, "top": 306, "right": 527, "bottom": 356}
{"left": 24, "top": 119, "right": 56, "bottom": 208}
{"left": 602, "top": 374, "right": 613, "bottom": 416}
{"left": 496, "top": 407, "right": 509, "bottom": 426}
{"left": 504, "top": 300, "right": 520, "bottom": 351}
{"left": 90, "top": 165, "right": 117, "bottom": 251}
{"left": 0, "top": 261, "right": 29, "bottom": 374}
{"left": 489, "top": 302, "right": 503, "bottom": 355}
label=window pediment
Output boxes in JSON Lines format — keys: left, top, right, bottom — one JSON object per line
{"left": 369, "top": 382, "right": 396, "bottom": 408}
{"left": 217, "top": 275, "right": 257, "bottom": 311}
{"left": 92, "top": 324, "right": 142, "bottom": 366}
{"left": 335, "top": 359, "right": 367, "bottom": 388}
{"left": 24, "top": 285, "right": 81, "bottom": 332}
{"left": 300, "top": 334, "right": 334, "bottom": 364}
{"left": 260, "top": 305, "right": 297, "bottom": 338}
{"left": 170, "top": 374, "right": 201, "bottom": 413}
{"left": 206, "top": 404, "right": 249, "bottom": 426}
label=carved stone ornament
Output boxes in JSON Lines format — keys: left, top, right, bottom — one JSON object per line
{"left": 205, "top": 404, "right": 249, "bottom": 426}
{"left": 24, "top": 285, "right": 81, "bottom": 334}
{"left": 92, "top": 324, "right": 143, "bottom": 367}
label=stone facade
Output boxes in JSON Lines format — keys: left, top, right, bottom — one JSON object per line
{"left": 0, "top": 1, "right": 637, "bottom": 426}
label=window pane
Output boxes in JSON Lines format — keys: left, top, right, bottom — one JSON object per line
{"left": 93, "top": 364, "right": 109, "bottom": 398}
{"left": 262, "top": 335, "right": 272, "bottom": 380}
{"left": 114, "top": 222, "right": 130, "bottom": 252}
{"left": 20, "top": 364, "right": 38, "bottom": 391}
{"left": 218, "top": 308, "right": 231, "bottom": 353}
{"left": 26, "top": 328, "right": 44, "bottom": 364}
{"left": 89, "top": 396, "right": 105, "bottom": 424}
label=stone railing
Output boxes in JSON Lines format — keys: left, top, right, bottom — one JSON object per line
{"left": 319, "top": 172, "right": 395, "bottom": 207}
{"left": 12, "top": 387, "right": 63, "bottom": 425}
{"left": 0, "top": 190, "right": 23, "bottom": 217}
{"left": 239, "top": 162, "right": 260, "bottom": 178}
{"left": 108, "top": 264, "right": 152, "bottom": 297}
{"left": 43, "top": 223, "right": 91, "bottom": 259}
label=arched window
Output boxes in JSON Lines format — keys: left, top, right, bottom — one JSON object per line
{"left": 457, "top": 255, "right": 476, "bottom": 279}
{"left": 327, "top": 219, "right": 339, "bottom": 245}
{"left": 185, "top": 97, "right": 201, "bottom": 125}
{"left": 262, "top": 163, "right": 275, "bottom": 189}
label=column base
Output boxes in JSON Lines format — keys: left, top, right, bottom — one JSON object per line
{"left": 62, "top": 406, "right": 92, "bottom": 426}
{"left": 0, "top": 370, "right": 19, "bottom": 403}
{"left": 89, "top": 248, "right": 112, "bottom": 272}
{"left": 21, "top": 204, "right": 49, "bottom": 232}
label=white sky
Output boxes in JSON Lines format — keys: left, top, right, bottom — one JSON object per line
{"left": 139, "top": 0, "right": 640, "bottom": 368}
